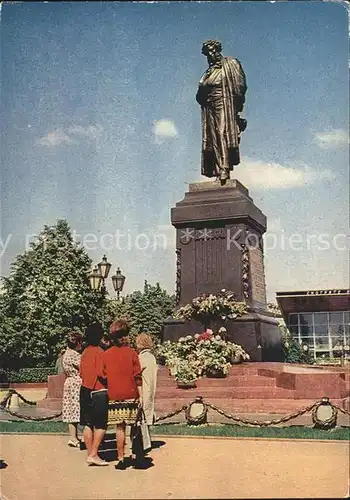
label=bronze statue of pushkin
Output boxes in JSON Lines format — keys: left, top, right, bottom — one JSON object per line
{"left": 196, "top": 40, "right": 247, "bottom": 185}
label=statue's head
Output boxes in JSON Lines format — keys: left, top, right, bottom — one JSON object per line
{"left": 201, "top": 39, "right": 222, "bottom": 57}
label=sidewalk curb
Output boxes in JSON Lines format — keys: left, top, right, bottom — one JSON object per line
{"left": 0, "top": 432, "right": 348, "bottom": 444}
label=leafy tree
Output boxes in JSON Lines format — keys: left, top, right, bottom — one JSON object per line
{"left": 104, "top": 281, "right": 175, "bottom": 345}
{"left": 0, "top": 220, "right": 103, "bottom": 369}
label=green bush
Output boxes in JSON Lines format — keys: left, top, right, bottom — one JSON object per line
{"left": 7, "top": 367, "right": 55, "bottom": 383}
{"left": 280, "top": 325, "right": 314, "bottom": 364}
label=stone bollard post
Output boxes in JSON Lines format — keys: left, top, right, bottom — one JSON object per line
{"left": 9, "top": 393, "right": 19, "bottom": 409}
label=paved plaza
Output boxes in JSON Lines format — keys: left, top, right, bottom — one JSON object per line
{"left": 1, "top": 434, "right": 349, "bottom": 499}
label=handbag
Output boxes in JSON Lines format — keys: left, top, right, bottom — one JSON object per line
{"left": 140, "top": 418, "right": 151, "bottom": 451}
{"left": 131, "top": 407, "right": 152, "bottom": 456}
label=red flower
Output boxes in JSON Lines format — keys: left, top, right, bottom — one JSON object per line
{"left": 197, "top": 332, "right": 213, "bottom": 342}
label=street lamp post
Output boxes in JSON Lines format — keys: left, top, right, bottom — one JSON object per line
{"left": 88, "top": 266, "right": 102, "bottom": 292}
{"left": 97, "top": 255, "right": 112, "bottom": 295}
{"left": 88, "top": 257, "right": 126, "bottom": 300}
{"left": 88, "top": 257, "right": 126, "bottom": 330}
{"left": 111, "top": 267, "right": 126, "bottom": 301}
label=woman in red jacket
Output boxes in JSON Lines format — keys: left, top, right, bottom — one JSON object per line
{"left": 103, "top": 320, "right": 142, "bottom": 470}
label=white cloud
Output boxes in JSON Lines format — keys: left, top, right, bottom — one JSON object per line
{"left": 37, "top": 124, "right": 103, "bottom": 147}
{"left": 313, "top": 129, "right": 349, "bottom": 149}
{"left": 233, "top": 158, "right": 335, "bottom": 189}
{"left": 36, "top": 129, "right": 77, "bottom": 147}
{"left": 153, "top": 119, "right": 178, "bottom": 144}
{"left": 66, "top": 124, "right": 103, "bottom": 139}
{"left": 195, "top": 158, "right": 334, "bottom": 189}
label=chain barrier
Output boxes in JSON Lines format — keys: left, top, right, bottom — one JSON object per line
{"left": 10, "top": 389, "right": 37, "bottom": 406}
{"left": 154, "top": 397, "right": 350, "bottom": 427}
{"left": 0, "top": 390, "right": 62, "bottom": 421}
{"left": 205, "top": 401, "right": 319, "bottom": 427}
{"left": 155, "top": 404, "right": 189, "bottom": 423}
{"left": 1, "top": 406, "right": 63, "bottom": 421}
{"left": 329, "top": 403, "right": 350, "bottom": 417}
{"left": 0, "top": 392, "right": 13, "bottom": 409}
{"left": 1, "top": 388, "right": 349, "bottom": 425}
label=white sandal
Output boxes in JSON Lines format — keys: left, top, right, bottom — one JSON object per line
{"left": 86, "top": 456, "right": 109, "bottom": 466}
{"left": 68, "top": 440, "right": 80, "bottom": 448}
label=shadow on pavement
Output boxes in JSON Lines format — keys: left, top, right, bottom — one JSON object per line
{"left": 151, "top": 439, "right": 166, "bottom": 450}
{"left": 78, "top": 434, "right": 166, "bottom": 463}
{"left": 133, "top": 457, "right": 154, "bottom": 470}
{"left": 0, "top": 459, "right": 8, "bottom": 469}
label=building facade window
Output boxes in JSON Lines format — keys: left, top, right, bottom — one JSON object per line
{"left": 287, "top": 310, "right": 350, "bottom": 359}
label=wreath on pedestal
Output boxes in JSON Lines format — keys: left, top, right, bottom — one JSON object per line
{"left": 173, "top": 289, "right": 248, "bottom": 328}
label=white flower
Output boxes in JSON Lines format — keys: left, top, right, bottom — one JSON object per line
{"left": 344, "top": 345, "right": 350, "bottom": 352}
{"left": 221, "top": 288, "right": 226, "bottom": 292}
{"left": 194, "top": 333, "right": 200, "bottom": 339}
{"left": 206, "top": 329, "right": 213, "bottom": 334}
{"left": 178, "top": 337, "right": 185, "bottom": 342}
{"left": 215, "top": 335, "right": 221, "bottom": 341}
{"left": 285, "top": 342, "right": 289, "bottom": 348}
{"left": 303, "top": 344, "right": 309, "bottom": 351}
{"left": 219, "top": 327, "right": 227, "bottom": 333}
{"left": 185, "top": 335, "right": 192, "bottom": 340}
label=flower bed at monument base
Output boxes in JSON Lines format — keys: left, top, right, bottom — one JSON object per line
{"left": 156, "top": 330, "right": 250, "bottom": 382}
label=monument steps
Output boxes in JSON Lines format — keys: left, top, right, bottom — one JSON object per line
{"left": 154, "top": 364, "right": 350, "bottom": 411}
{"left": 156, "top": 386, "right": 294, "bottom": 399}
{"left": 198, "top": 376, "right": 276, "bottom": 387}
{"left": 35, "top": 363, "right": 350, "bottom": 415}
{"left": 154, "top": 397, "right": 345, "bottom": 414}
{"left": 156, "top": 375, "right": 276, "bottom": 388}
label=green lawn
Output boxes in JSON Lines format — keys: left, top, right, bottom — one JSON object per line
{"left": 0, "top": 420, "right": 349, "bottom": 440}
{"left": 152, "top": 423, "right": 350, "bottom": 440}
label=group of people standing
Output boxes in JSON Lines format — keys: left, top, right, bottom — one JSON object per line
{"left": 60, "top": 319, "right": 158, "bottom": 470}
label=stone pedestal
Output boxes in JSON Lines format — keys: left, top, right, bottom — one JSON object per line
{"left": 36, "top": 373, "right": 65, "bottom": 412}
{"left": 163, "top": 179, "right": 284, "bottom": 361}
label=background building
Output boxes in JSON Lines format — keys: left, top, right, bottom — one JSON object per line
{"left": 276, "top": 289, "right": 350, "bottom": 359}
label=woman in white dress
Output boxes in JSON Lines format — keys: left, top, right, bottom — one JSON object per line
{"left": 135, "top": 334, "right": 158, "bottom": 425}
{"left": 62, "top": 332, "right": 83, "bottom": 447}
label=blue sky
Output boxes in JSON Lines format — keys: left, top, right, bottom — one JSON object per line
{"left": 1, "top": 1, "right": 349, "bottom": 300}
